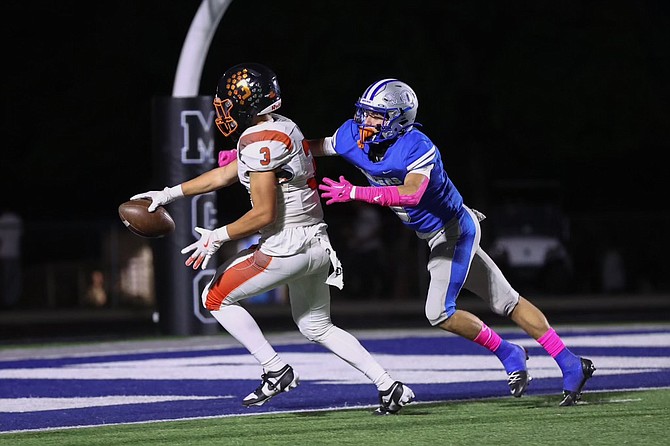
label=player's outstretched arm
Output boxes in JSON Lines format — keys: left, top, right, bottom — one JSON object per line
{"left": 132, "top": 161, "right": 240, "bottom": 212}
{"left": 180, "top": 161, "right": 239, "bottom": 196}
{"left": 305, "top": 137, "right": 338, "bottom": 157}
{"left": 318, "top": 173, "right": 429, "bottom": 207}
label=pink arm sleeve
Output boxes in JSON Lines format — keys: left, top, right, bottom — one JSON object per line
{"left": 354, "top": 176, "right": 429, "bottom": 207}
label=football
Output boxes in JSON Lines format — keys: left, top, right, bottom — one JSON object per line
{"left": 118, "top": 199, "right": 175, "bottom": 238}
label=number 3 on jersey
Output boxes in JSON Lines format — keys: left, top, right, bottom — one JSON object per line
{"left": 259, "top": 147, "right": 271, "bottom": 166}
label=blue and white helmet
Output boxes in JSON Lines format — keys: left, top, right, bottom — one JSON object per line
{"left": 354, "top": 79, "right": 419, "bottom": 144}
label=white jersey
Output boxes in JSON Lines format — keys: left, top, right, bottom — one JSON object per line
{"left": 236, "top": 114, "right": 324, "bottom": 256}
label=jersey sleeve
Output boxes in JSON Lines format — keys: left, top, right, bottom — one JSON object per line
{"left": 316, "top": 137, "right": 338, "bottom": 156}
{"left": 238, "top": 128, "right": 296, "bottom": 172}
{"left": 331, "top": 119, "right": 359, "bottom": 156}
{"left": 405, "top": 138, "right": 438, "bottom": 175}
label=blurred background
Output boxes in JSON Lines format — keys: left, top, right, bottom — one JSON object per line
{"left": 1, "top": 0, "right": 668, "bottom": 341}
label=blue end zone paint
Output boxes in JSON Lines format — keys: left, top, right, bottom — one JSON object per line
{"left": 1, "top": 327, "right": 669, "bottom": 432}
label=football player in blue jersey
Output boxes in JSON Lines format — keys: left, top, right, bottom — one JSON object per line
{"left": 310, "top": 79, "right": 595, "bottom": 406}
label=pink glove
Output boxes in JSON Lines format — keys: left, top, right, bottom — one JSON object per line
{"left": 319, "top": 176, "right": 354, "bottom": 205}
{"left": 218, "top": 149, "right": 238, "bottom": 167}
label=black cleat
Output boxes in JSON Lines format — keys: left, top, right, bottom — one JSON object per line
{"left": 559, "top": 357, "right": 596, "bottom": 407}
{"left": 507, "top": 346, "right": 531, "bottom": 397}
{"left": 242, "top": 364, "right": 299, "bottom": 407}
{"left": 373, "top": 381, "right": 415, "bottom": 415}
{"left": 508, "top": 370, "right": 532, "bottom": 397}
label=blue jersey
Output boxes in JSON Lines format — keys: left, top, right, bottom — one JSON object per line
{"left": 332, "top": 119, "right": 463, "bottom": 233}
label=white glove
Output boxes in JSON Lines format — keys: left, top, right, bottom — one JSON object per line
{"left": 131, "top": 185, "right": 184, "bottom": 212}
{"left": 180, "top": 226, "right": 231, "bottom": 270}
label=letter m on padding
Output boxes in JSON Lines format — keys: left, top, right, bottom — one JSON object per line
{"left": 180, "top": 110, "right": 215, "bottom": 164}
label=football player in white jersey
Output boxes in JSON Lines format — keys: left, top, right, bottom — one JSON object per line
{"left": 131, "top": 64, "right": 413, "bottom": 414}
{"left": 310, "top": 79, "right": 595, "bottom": 406}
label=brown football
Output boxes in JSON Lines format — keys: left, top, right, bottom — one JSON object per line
{"left": 118, "top": 199, "right": 175, "bottom": 238}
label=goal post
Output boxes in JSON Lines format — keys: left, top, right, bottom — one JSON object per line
{"left": 151, "top": 0, "right": 234, "bottom": 335}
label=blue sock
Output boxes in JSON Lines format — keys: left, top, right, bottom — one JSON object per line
{"left": 495, "top": 341, "right": 526, "bottom": 374}
{"left": 556, "top": 349, "right": 582, "bottom": 391}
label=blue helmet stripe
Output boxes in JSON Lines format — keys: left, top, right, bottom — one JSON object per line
{"left": 363, "top": 78, "right": 397, "bottom": 101}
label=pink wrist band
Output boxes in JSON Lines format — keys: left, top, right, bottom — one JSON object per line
{"left": 354, "top": 178, "right": 428, "bottom": 207}
{"left": 354, "top": 185, "right": 401, "bottom": 206}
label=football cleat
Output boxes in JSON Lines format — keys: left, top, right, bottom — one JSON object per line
{"left": 242, "top": 364, "right": 299, "bottom": 407}
{"left": 373, "top": 381, "right": 415, "bottom": 415}
{"left": 559, "top": 357, "right": 596, "bottom": 406}
{"left": 508, "top": 370, "right": 532, "bottom": 397}
{"left": 507, "top": 345, "right": 531, "bottom": 397}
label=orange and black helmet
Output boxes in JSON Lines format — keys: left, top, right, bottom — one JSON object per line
{"left": 213, "top": 63, "right": 282, "bottom": 139}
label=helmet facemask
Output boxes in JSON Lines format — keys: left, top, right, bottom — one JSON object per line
{"left": 354, "top": 105, "right": 410, "bottom": 146}
{"left": 213, "top": 97, "right": 238, "bottom": 137}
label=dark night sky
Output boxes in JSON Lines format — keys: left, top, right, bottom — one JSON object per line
{"left": 2, "top": 0, "right": 669, "bottom": 222}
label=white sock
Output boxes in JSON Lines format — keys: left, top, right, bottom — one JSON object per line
{"left": 210, "top": 305, "right": 280, "bottom": 366}
{"left": 376, "top": 373, "right": 396, "bottom": 392}
{"left": 261, "top": 353, "right": 287, "bottom": 373}
{"left": 316, "top": 325, "right": 395, "bottom": 390}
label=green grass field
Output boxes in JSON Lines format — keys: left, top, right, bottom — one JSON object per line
{"left": 3, "top": 389, "right": 669, "bottom": 446}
